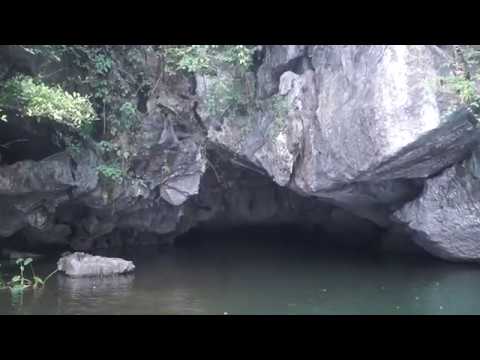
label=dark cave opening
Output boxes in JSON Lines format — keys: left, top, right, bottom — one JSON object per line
{"left": 0, "top": 114, "right": 63, "bottom": 165}
{"left": 0, "top": 205, "right": 424, "bottom": 261}
{"left": 0, "top": 136, "right": 424, "bottom": 260}
{"left": 173, "top": 223, "right": 385, "bottom": 256}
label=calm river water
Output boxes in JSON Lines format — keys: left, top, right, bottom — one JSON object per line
{"left": 1, "top": 227, "right": 480, "bottom": 315}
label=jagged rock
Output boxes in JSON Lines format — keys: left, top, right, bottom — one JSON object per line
{"left": 22, "top": 224, "right": 72, "bottom": 246}
{"left": 0, "top": 150, "right": 98, "bottom": 195}
{"left": 0, "top": 199, "right": 29, "bottom": 237}
{"left": 3, "top": 45, "right": 480, "bottom": 263}
{"left": 158, "top": 140, "right": 206, "bottom": 206}
{"left": 203, "top": 45, "right": 480, "bottom": 227}
{"left": 293, "top": 46, "right": 480, "bottom": 191}
{"left": 394, "top": 150, "right": 480, "bottom": 262}
{"left": 118, "top": 201, "right": 184, "bottom": 235}
{"left": 256, "top": 45, "right": 307, "bottom": 99}
{"left": 57, "top": 252, "right": 135, "bottom": 277}
{"left": 0, "top": 148, "right": 99, "bottom": 241}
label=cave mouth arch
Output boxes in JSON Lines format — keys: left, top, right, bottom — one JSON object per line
{"left": 0, "top": 113, "right": 63, "bottom": 165}
{"left": 0, "top": 136, "right": 425, "bottom": 260}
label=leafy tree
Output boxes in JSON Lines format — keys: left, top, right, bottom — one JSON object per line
{"left": 164, "top": 45, "right": 254, "bottom": 75}
{"left": 1, "top": 45, "right": 256, "bottom": 186}
{"left": 0, "top": 75, "right": 96, "bottom": 129}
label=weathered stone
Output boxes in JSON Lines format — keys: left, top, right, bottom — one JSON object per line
{"left": 57, "top": 252, "right": 135, "bottom": 277}
{"left": 294, "top": 45, "right": 478, "bottom": 191}
{"left": 256, "top": 45, "right": 307, "bottom": 99}
{"left": 394, "top": 149, "right": 480, "bottom": 262}
{"left": 3, "top": 45, "right": 480, "bottom": 263}
{"left": 22, "top": 224, "right": 72, "bottom": 246}
{"left": 0, "top": 151, "right": 97, "bottom": 195}
{"left": 202, "top": 45, "right": 480, "bottom": 228}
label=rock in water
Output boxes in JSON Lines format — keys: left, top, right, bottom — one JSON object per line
{"left": 57, "top": 252, "right": 135, "bottom": 277}
{"left": 394, "top": 150, "right": 480, "bottom": 262}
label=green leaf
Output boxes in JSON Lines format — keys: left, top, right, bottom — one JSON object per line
{"left": 11, "top": 275, "right": 21, "bottom": 282}
{"left": 0, "top": 76, "right": 96, "bottom": 129}
{"left": 16, "top": 258, "right": 23, "bottom": 265}
{"left": 23, "top": 258, "right": 33, "bottom": 266}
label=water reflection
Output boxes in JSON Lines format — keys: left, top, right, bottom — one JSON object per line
{"left": 57, "top": 273, "right": 135, "bottom": 294}
{"left": 54, "top": 274, "right": 135, "bottom": 315}
{"left": 3, "top": 234, "right": 480, "bottom": 314}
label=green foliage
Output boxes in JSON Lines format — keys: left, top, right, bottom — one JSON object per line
{"left": 0, "top": 75, "right": 96, "bottom": 129}
{"left": 463, "top": 47, "right": 480, "bottom": 66}
{"left": 96, "top": 140, "right": 130, "bottom": 184}
{"left": 65, "top": 136, "right": 83, "bottom": 156}
{"left": 222, "top": 46, "right": 255, "bottom": 68}
{"left": 268, "top": 94, "right": 289, "bottom": 118}
{"left": 166, "top": 46, "right": 213, "bottom": 74}
{"left": 440, "top": 47, "right": 480, "bottom": 119}
{"left": 97, "top": 163, "right": 124, "bottom": 183}
{"left": 93, "top": 53, "right": 114, "bottom": 75}
{"left": 165, "top": 45, "right": 254, "bottom": 75}
{"left": 442, "top": 76, "right": 479, "bottom": 106}
{"left": 267, "top": 95, "right": 289, "bottom": 138}
{"left": 2, "top": 45, "right": 257, "bottom": 190}
{"left": 0, "top": 258, "right": 57, "bottom": 294}
{"left": 98, "top": 140, "right": 130, "bottom": 161}
{"left": 205, "top": 76, "right": 252, "bottom": 119}
{"left": 9, "top": 258, "right": 31, "bottom": 292}
{"left": 98, "top": 140, "right": 119, "bottom": 154}
{"left": 18, "top": 46, "right": 140, "bottom": 138}
{"left": 116, "top": 101, "right": 138, "bottom": 131}
{"left": 164, "top": 45, "right": 256, "bottom": 122}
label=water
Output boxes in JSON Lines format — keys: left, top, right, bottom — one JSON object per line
{"left": 2, "top": 227, "right": 480, "bottom": 315}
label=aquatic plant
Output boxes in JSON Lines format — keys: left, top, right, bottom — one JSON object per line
{"left": 0, "top": 257, "right": 58, "bottom": 294}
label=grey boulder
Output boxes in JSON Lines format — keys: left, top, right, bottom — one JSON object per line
{"left": 57, "top": 252, "right": 135, "bottom": 277}
{"left": 394, "top": 149, "right": 480, "bottom": 262}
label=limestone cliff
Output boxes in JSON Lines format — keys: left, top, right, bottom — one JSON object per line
{"left": 1, "top": 45, "right": 480, "bottom": 262}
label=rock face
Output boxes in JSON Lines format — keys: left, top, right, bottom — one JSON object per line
{"left": 394, "top": 150, "right": 480, "bottom": 262}
{"left": 57, "top": 252, "right": 135, "bottom": 277}
{"left": 203, "top": 45, "right": 480, "bottom": 226}
{"left": 2, "top": 45, "right": 480, "bottom": 262}
{"left": 0, "top": 149, "right": 98, "bottom": 241}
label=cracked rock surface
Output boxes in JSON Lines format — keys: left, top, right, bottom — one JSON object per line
{"left": 2, "top": 45, "right": 480, "bottom": 262}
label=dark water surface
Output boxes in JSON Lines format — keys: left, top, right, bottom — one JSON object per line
{"left": 1, "top": 228, "right": 480, "bottom": 315}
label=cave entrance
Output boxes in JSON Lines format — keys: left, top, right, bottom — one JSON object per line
{"left": 173, "top": 223, "right": 386, "bottom": 258}
{"left": 0, "top": 113, "right": 63, "bottom": 165}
